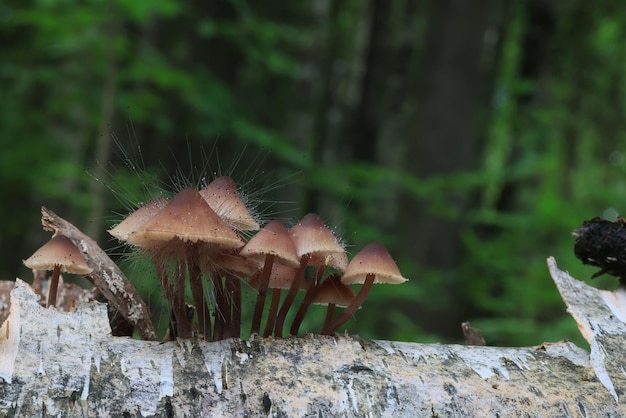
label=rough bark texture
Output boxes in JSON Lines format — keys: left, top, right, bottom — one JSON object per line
{"left": 0, "top": 257, "right": 625, "bottom": 416}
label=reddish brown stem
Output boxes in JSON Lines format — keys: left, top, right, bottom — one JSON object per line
{"left": 322, "top": 304, "right": 336, "bottom": 333}
{"left": 211, "top": 273, "right": 225, "bottom": 341}
{"left": 188, "top": 249, "right": 210, "bottom": 340}
{"left": 290, "top": 265, "right": 325, "bottom": 336}
{"left": 219, "top": 276, "right": 232, "bottom": 337}
{"left": 250, "top": 254, "right": 275, "bottom": 335}
{"left": 322, "top": 273, "right": 375, "bottom": 335}
{"left": 154, "top": 256, "right": 190, "bottom": 339}
{"left": 262, "top": 288, "right": 281, "bottom": 337}
{"left": 173, "top": 260, "right": 192, "bottom": 339}
{"left": 224, "top": 274, "right": 241, "bottom": 338}
{"left": 274, "top": 254, "right": 310, "bottom": 338}
{"left": 153, "top": 256, "right": 176, "bottom": 337}
{"left": 47, "top": 264, "right": 62, "bottom": 307}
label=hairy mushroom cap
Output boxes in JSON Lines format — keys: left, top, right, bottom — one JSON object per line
{"left": 240, "top": 220, "right": 299, "bottom": 267}
{"left": 108, "top": 197, "right": 169, "bottom": 242}
{"left": 127, "top": 188, "right": 244, "bottom": 250}
{"left": 200, "top": 176, "right": 259, "bottom": 232}
{"left": 23, "top": 235, "right": 92, "bottom": 275}
{"left": 312, "top": 275, "right": 356, "bottom": 308}
{"left": 341, "top": 242, "right": 407, "bottom": 285}
{"left": 289, "top": 213, "right": 347, "bottom": 268}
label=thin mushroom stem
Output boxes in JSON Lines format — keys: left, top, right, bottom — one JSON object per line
{"left": 174, "top": 259, "right": 192, "bottom": 339}
{"left": 290, "top": 265, "right": 325, "bottom": 336}
{"left": 187, "top": 247, "right": 210, "bottom": 340}
{"left": 274, "top": 254, "right": 310, "bottom": 338}
{"left": 46, "top": 264, "right": 62, "bottom": 307}
{"left": 233, "top": 276, "right": 242, "bottom": 338}
{"left": 153, "top": 255, "right": 184, "bottom": 338}
{"left": 250, "top": 254, "right": 275, "bottom": 335}
{"left": 262, "top": 288, "right": 281, "bottom": 337}
{"left": 152, "top": 255, "right": 189, "bottom": 338}
{"left": 322, "top": 273, "right": 375, "bottom": 335}
{"left": 223, "top": 274, "right": 241, "bottom": 338}
{"left": 321, "top": 303, "right": 336, "bottom": 333}
{"left": 219, "top": 275, "right": 232, "bottom": 338}
{"left": 211, "top": 273, "right": 226, "bottom": 341}
{"left": 153, "top": 255, "right": 173, "bottom": 302}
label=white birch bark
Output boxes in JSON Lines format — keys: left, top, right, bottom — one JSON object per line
{"left": 0, "top": 257, "right": 624, "bottom": 417}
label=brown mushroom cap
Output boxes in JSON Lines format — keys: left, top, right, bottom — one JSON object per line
{"left": 240, "top": 220, "right": 299, "bottom": 268}
{"left": 127, "top": 188, "right": 244, "bottom": 250}
{"left": 289, "top": 213, "right": 346, "bottom": 267}
{"left": 108, "top": 197, "right": 169, "bottom": 241}
{"left": 312, "top": 275, "right": 356, "bottom": 308}
{"left": 324, "top": 251, "right": 349, "bottom": 273}
{"left": 23, "top": 235, "right": 92, "bottom": 275}
{"left": 199, "top": 176, "right": 259, "bottom": 231}
{"left": 341, "top": 242, "right": 407, "bottom": 285}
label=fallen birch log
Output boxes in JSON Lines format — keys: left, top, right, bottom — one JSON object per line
{"left": 0, "top": 257, "right": 625, "bottom": 416}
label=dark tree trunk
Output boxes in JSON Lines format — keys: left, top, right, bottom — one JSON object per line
{"left": 396, "top": 0, "right": 496, "bottom": 338}
{"left": 349, "top": 0, "right": 391, "bottom": 163}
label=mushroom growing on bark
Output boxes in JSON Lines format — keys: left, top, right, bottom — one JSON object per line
{"left": 23, "top": 234, "right": 92, "bottom": 307}
{"left": 240, "top": 220, "right": 299, "bottom": 335}
{"left": 322, "top": 242, "right": 407, "bottom": 335}
{"left": 310, "top": 273, "right": 356, "bottom": 333}
{"left": 127, "top": 187, "right": 243, "bottom": 339}
{"left": 199, "top": 176, "right": 261, "bottom": 339}
{"left": 274, "top": 213, "right": 346, "bottom": 337}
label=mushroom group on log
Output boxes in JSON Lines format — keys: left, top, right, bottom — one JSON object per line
{"left": 6, "top": 176, "right": 626, "bottom": 415}
{"left": 102, "top": 175, "right": 406, "bottom": 341}
{"left": 0, "top": 258, "right": 625, "bottom": 416}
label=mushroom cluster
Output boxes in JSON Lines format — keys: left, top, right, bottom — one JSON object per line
{"left": 24, "top": 175, "right": 407, "bottom": 341}
{"left": 109, "top": 175, "right": 407, "bottom": 340}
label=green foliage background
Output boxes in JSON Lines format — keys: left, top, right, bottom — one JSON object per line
{"left": 2, "top": 0, "right": 625, "bottom": 347}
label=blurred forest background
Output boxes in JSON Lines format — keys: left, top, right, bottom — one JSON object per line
{"left": 2, "top": 0, "right": 625, "bottom": 347}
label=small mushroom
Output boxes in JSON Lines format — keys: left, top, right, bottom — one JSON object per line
{"left": 310, "top": 274, "right": 356, "bottom": 333}
{"left": 127, "top": 187, "right": 244, "bottom": 340}
{"left": 108, "top": 197, "right": 169, "bottom": 242}
{"left": 322, "top": 242, "right": 407, "bottom": 335}
{"left": 278, "top": 213, "right": 346, "bottom": 337}
{"left": 240, "top": 220, "right": 299, "bottom": 335}
{"left": 23, "top": 235, "right": 92, "bottom": 307}
{"left": 199, "top": 176, "right": 260, "bottom": 232}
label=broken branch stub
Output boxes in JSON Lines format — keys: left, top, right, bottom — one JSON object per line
{"left": 40, "top": 206, "right": 156, "bottom": 341}
{"left": 547, "top": 256, "right": 626, "bottom": 402}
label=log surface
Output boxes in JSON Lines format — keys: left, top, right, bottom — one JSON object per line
{"left": 0, "top": 257, "right": 624, "bottom": 417}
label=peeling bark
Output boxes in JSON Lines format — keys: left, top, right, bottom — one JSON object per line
{"left": 0, "top": 258, "right": 624, "bottom": 416}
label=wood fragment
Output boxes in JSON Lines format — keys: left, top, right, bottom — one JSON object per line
{"left": 461, "top": 321, "right": 485, "bottom": 346}
{"left": 40, "top": 206, "right": 156, "bottom": 340}
{"left": 548, "top": 256, "right": 626, "bottom": 402}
